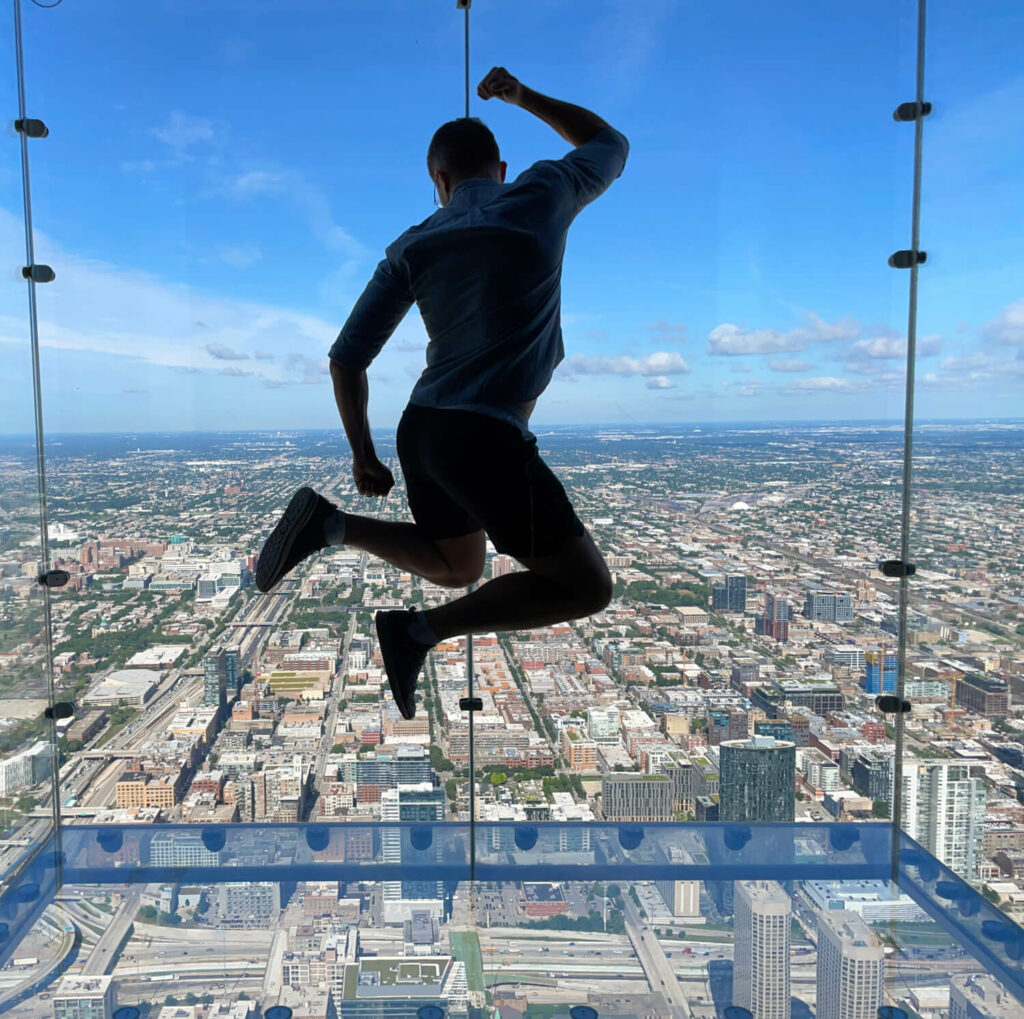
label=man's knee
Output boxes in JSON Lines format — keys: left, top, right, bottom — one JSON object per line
{"left": 437, "top": 567, "right": 484, "bottom": 589}
{"left": 583, "top": 568, "right": 614, "bottom": 614}
{"left": 565, "top": 566, "right": 612, "bottom": 617}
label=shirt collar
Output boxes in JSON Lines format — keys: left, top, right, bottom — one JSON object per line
{"left": 448, "top": 178, "right": 500, "bottom": 205}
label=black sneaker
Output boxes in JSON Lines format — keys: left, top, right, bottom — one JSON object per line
{"left": 255, "top": 487, "right": 335, "bottom": 593}
{"left": 376, "top": 609, "right": 432, "bottom": 720}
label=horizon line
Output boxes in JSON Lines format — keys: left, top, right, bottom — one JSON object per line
{"left": 2, "top": 416, "right": 1024, "bottom": 440}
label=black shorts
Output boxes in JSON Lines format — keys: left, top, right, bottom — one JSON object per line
{"left": 395, "top": 403, "right": 585, "bottom": 559}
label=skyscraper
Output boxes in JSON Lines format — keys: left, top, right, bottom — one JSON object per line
{"left": 803, "top": 590, "right": 854, "bottom": 623}
{"left": 381, "top": 782, "right": 445, "bottom": 923}
{"left": 491, "top": 553, "right": 518, "bottom": 579}
{"left": 712, "top": 574, "right": 747, "bottom": 613}
{"left": 223, "top": 643, "right": 241, "bottom": 694}
{"left": 719, "top": 736, "right": 796, "bottom": 823}
{"left": 734, "top": 881, "right": 791, "bottom": 1019}
{"left": 816, "top": 910, "right": 884, "bottom": 1019}
{"left": 203, "top": 645, "right": 227, "bottom": 713}
{"left": 892, "top": 757, "right": 987, "bottom": 880}
{"left": 203, "top": 644, "right": 243, "bottom": 716}
{"left": 756, "top": 590, "right": 792, "bottom": 642}
{"left": 863, "top": 650, "right": 898, "bottom": 694}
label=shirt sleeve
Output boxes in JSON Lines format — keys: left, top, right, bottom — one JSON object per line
{"left": 327, "top": 255, "right": 415, "bottom": 371}
{"left": 517, "top": 126, "right": 629, "bottom": 217}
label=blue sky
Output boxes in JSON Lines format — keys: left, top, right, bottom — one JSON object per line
{"left": 1, "top": 0, "right": 1022, "bottom": 434}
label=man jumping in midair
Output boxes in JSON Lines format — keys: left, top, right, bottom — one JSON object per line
{"left": 256, "top": 67, "right": 629, "bottom": 720}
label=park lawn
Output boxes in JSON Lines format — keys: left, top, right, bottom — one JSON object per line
{"left": 449, "top": 931, "right": 484, "bottom": 994}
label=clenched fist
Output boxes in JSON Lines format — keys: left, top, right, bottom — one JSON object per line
{"left": 477, "top": 66, "right": 524, "bottom": 105}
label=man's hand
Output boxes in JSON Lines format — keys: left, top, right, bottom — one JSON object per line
{"left": 353, "top": 456, "right": 394, "bottom": 498}
{"left": 478, "top": 66, "right": 524, "bottom": 106}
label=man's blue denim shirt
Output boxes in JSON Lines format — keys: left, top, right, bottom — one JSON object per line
{"left": 327, "top": 127, "right": 629, "bottom": 439}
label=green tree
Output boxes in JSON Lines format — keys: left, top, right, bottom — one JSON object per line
{"left": 872, "top": 800, "right": 891, "bottom": 819}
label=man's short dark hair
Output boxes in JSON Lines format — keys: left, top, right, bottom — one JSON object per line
{"left": 427, "top": 117, "right": 500, "bottom": 181}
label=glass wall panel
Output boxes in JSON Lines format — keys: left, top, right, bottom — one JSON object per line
{"left": 0, "top": 0, "right": 60, "bottom": 952}
{"left": 897, "top": 0, "right": 1024, "bottom": 988}
{"left": 454, "top": 0, "right": 920, "bottom": 897}
{"left": 9, "top": 819, "right": 1024, "bottom": 1015}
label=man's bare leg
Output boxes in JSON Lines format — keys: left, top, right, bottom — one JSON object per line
{"left": 422, "top": 530, "right": 612, "bottom": 641}
{"left": 340, "top": 513, "right": 484, "bottom": 588}
{"left": 376, "top": 530, "right": 611, "bottom": 719}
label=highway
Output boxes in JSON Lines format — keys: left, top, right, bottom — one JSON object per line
{"left": 80, "top": 891, "right": 140, "bottom": 976}
{"left": 622, "top": 895, "right": 693, "bottom": 1018}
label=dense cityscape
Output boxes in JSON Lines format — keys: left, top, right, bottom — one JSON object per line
{"left": 1, "top": 420, "right": 1023, "bottom": 1019}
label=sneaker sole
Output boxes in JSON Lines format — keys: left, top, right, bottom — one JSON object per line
{"left": 376, "top": 611, "right": 417, "bottom": 720}
{"left": 255, "top": 487, "right": 318, "bottom": 593}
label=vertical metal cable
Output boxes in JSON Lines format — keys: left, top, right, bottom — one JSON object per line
{"left": 460, "top": 0, "right": 476, "bottom": 882}
{"left": 13, "top": 0, "right": 64, "bottom": 882}
{"left": 891, "top": 0, "right": 927, "bottom": 885}
{"left": 463, "top": 3, "right": 470, "bottom": 119}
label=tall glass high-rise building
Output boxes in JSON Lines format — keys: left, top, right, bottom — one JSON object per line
{"left": 864, "top": 650, "right": 898, "bottom": 693}
{"left": 892, "top": 757, "right": 987, "bottom": 881}
{"left": 381, "top": 782, "right": 446, "bottom": 923}
{"left": 719, "top": 736, "right": 796, "bottom": 823}
{"left": 712, "top": 574, "right": 747, "bottom": 612}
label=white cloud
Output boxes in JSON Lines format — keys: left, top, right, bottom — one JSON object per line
{"left": 558, "top": 351, "right": 690, "bottom": 378}
{"left": 152, "top": 111, "right": 214, "bottom": 153}
{"left": 785, "top": 376, "right": 870, "bottom": 393}
{"left": 849, "top": 336, "right": 906, "bottom": 359}
{"left": 707, "top": 313, "right": 858, "bottom": 357}
{"left": 768, "top": 359, "right": 815, "bottom": 372}
{"left": 286, "top": 352, "right": 330, "bottom": 384}
{"left": 219, "top": 245, "right": 262, "bottom": 269}
{"left": 205, "top": 342, "right": 250, "bottom": 361}
{"left": 646, "top": 376, "right": 676, "bottom": 389}
{"left": 0, "top": 208, "right": 336, "bottom": 383}
{"left": 982, "top": 298, "right": 1024, "bottom": 347}
{"left": 231, "top": 170, "right": 285, "bottom": 196}
{"left": 708, "top": 323, "right": 806, "bottom": 356}
{"left": 223, "top": 169, "right": 370, "bottom": 264}
{"left": 847, "top": 334, "right": 941, "bottom": 360}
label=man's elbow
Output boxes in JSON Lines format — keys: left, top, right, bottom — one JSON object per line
{"left": 330, "top": 358, "right": 365, "bottom": 379}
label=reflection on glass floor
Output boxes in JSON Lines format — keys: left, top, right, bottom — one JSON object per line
{"left": 1, "top": 822, "right": 1023, "bottom": 1018}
